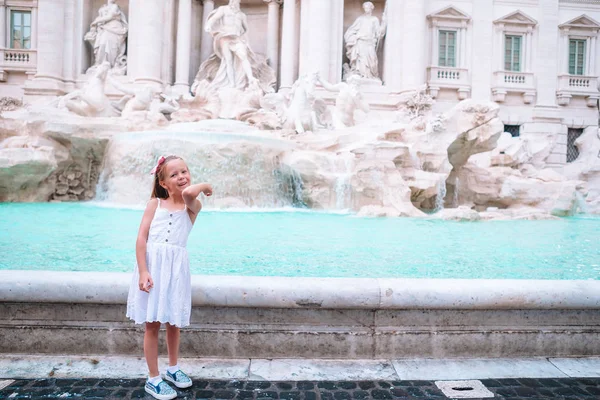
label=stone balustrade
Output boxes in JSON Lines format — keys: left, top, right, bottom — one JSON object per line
{"left": 557, "top": 74, "right": 600, "bottom": 106}
{"left": 426, "top": 66, "right": 471, "bottom": 100}
{"left": 491, "top": 71, "right": 536, "bottom": 104}
{"left": 0, "top": 49, "right": 37, "bottom": 81}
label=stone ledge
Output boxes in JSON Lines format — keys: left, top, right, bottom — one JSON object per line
{"left": 2, "top": 271, "right": 599, "bottom": 358}
{"left": 1, "top": 271, "right": 599, "bottom": 310}
{"left": 2, "top": 324, "right": 599, "bottom": 358}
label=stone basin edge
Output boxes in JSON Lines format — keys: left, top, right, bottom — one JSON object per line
{"left": 1, "top": 270, "right": 598, "bottom": 310}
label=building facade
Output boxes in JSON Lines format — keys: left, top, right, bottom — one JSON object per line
{"left": 0, "top": 0, "right": 599, "bottom": 167}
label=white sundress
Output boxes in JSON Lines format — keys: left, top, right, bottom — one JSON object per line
{"left": 126, "top": 198, "right": 194, "bottom": 328}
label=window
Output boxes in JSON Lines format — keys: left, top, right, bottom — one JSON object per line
{"left": 10, "top": 10, "right": 31, "bottom": 49}
{"left": 504, "top": 124, "right": 520, "bottom": 137}
{"left": 569, "top": 39, "right": 586, "bottom": 75}
{"left": 504, "top": 35, "right": 522, "bottom": 72}
{"left": 567, "top": 128, "right": 584, "bottom": 163}
{"left": 438, "top": 30, "right": 456, "bottom": 67}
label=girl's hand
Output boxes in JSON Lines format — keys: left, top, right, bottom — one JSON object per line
{"left": 139, "top": 271, "right": 153, "bottom": 293}
{"left": 202, "top": 184, "right": 213, "bottom": 197}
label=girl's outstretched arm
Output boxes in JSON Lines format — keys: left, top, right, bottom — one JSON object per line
{"left": 136, "top": 198, "right": 158, "bottom": 293}
{"left": 182, "top": 183, "right": 212, "bottom": 216}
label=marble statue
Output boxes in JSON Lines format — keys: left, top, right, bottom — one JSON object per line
{"left": 283, "top": 73, "right": 329, "bottom": 133}
{"left": 109, "top": 77, "right": 180, "bottom": 121}
{"left": 192, "top": 0, "right": 275, "bottom": 94}
{"left": 343, "top": 1, "right": 387, "bottom": 82}
{"left": 58, "top": 62, "right": 117, "bottom": 117}
{"left": 109, "top": 77, "right": 155, "bottom": 118}
{"left": 318, "top": 75, "right": 370, "bottom": 129}
{"left": 253, "top": 73, "right": 327, "bottom": 133}
{"left": 84, "top": 0, "right": 128, "bottom": 75}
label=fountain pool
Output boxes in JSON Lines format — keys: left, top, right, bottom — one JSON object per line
{"left": 1, "top": 202, "right": 599, "bottom": 280}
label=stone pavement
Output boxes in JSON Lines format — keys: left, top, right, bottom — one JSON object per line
{"left": 1, "top": 356, "right": 600, "bottom": 399}
{"left": 1, "top": 377, "right": 600, "bottom": 399}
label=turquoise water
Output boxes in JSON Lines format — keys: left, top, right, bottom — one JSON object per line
{"left": 1, "top": 202, "right": 599, "bottom": 280}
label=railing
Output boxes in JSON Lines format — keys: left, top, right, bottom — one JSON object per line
{"left": 427, "top": 66, "right": 470, "bottom": 86}
{"left": 493, "top": 71, "right": 535, "bottom": 90}
{"left": 558, "top": 74, "right": 599, "bottom": 94}
{"left": 0, "top": 48, "right": 37, "bottom": 71}
{"left": 567, "top": 77, "right": 591, "bottom": 88}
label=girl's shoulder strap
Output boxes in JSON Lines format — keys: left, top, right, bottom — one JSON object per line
{"left": 156, "top": 198, "right": 161, "bottom": 208}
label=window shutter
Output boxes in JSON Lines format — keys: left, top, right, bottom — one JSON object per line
{"left": 513, "top": 36, "right": 521, "bottom": 72}
{"left": 439, "top": 30, "right": 457, "bottom": 68}
{"left": 447, "top": 31, "right": 456, "bottom": 67}
{"left": 569, "top": 39, "right": 586, "bottom": 75}
{"left": 439, "top": 31, "right": 447, "bottom": 66}
{"left": 10, "top": 10, "right": 32, "bottom": 50}
{"left": 505, "top": 35, "right": 522, "bottom": 72}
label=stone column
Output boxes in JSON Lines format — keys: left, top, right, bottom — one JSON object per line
{"left": 28, "top": 0, "right": 66, "bottom": 93}
{"left": 535, "top": 0, "right": 559, "bottom": 108}
{"left": 526, "top": 29, "right": 533, "bottom": 72}
{"left": 190, "top": 0, "right": 204, "bottom": 83}
{"left": 589, "top": 36, "right": 597, "bottom": 76}
{"left": 585, "top": 36, "right": 593, "bottom": 76}
{"left": 200, "top": 0, "right": 215, "bottom": 64}
{"left": 470, "top": 0, "right": 494, "bottom": 101}
{"left": 174, "top": 0, "right": 193, "bottom": 94}
{"left": 279, "top": 0, "right": 298, "bottom": 90}
{"left": 495, "top": 24, "right": 503, "bottom": 71}
{"left": 531, "top": 0, "right": 562, "bottom": 165}
{"left": 62, "top": 0, "right": 76, "bottom": 88}
{"left": 430, "top": 24, "right": 437, "bottom": 66}
{"left": 460, "top": 24, "right": 467, "bottom": 68}
{"left": 0, "top": 3, "right": 6, "bottom": 49}
{"left": 264, "top": 0, "right": 281, "bottom": 82}
{"left": 401, "top": 0, "right": 426, "bottom": 89}
{"left": 31, "top": 6, "right": 38, "bottom": 49}
{"left": 383, "top": 0, "right": 403, "bottom": 89}
{"left": 129, "top": 0, "right": 164, "bottom": 87}
{"left": 330, "top": 0, "right": 344, "bottom": 83}
{"left": 299, "top": 0, "right": 332, "bottom": 80}
{"left": 560, "top": 29, "right": 569, "bottom": 74}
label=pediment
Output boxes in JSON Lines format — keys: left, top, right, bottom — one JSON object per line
{"left": 559, "top": 14, "right": 600, "bottom": 30}
{"left": 427, "top": 6, "right": 471, "bottom": 21}
{"left": 494, "top": 10, "right": 537, "bottom": 26}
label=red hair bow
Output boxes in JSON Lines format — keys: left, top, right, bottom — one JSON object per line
{"left": 150, "top": 156, "right": 166, "bottom": 175}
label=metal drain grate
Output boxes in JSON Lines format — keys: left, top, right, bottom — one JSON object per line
{"left": 435, "top": 380, "right": 494, "bottom": 398}
{"left": 567, "top": 128, "right": 584, "bottom": 163}
{"left": 504, "top": 124, "right": 521, "bottom": 137}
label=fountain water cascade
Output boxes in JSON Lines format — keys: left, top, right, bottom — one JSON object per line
{"left": 0, "top": 87, "right": 599, "bottom": 219}
{"left": 95, "top": 120, "right": 301, "bottom": 208}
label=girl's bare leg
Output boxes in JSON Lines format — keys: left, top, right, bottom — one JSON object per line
{"left": 144, "top": 322, "right": 161, "bottom": 377}
{"left": 166, "top": 323, "right": 180, "bottom": 367}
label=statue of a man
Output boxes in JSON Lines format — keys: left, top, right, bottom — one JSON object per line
{"left": 193, "top": 0, "right": 275, "bottom": 93}
{"left": 343, "top": 1, "right": 387, "bottom": 81}
{"left": 84, "top": 0, "right": 128, "bottom": 75}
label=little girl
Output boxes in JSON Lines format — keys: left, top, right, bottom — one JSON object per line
{"left": 126, "top": 155, "right": 212, "bottom": 400}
